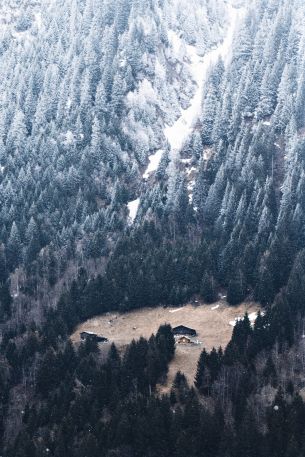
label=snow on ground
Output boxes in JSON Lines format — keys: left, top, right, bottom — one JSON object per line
{"left": 129, "top": 1, "right": 246, "bottom": 222}
{"left": 187, "top": 180, "right": 195, "bottom": 202}
{"left": 164, "top": 2, "right": 246, "bottom": 203}
{"left": 169, "top": 307, "right": 184, "bottom": 313}
{"left": 229, "top": 318, "right": 242, "bottom": 327}
{"left": 187, "top": 181, "right": 195, "bottom": 190}
{"left": 34, "top": 11, "right": 42, "bottom": 30}
{"left": 143, "top": 149, "right": 163, "bottom": 179}
{"left": 229, "top": 311, "right": 262, "bottom": 327}
{"left": 127, "top": 198, "right": 140, "bottom": 223}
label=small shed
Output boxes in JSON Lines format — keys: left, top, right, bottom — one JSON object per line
{"left": 172, "top": 325, "right": 197, "bottom": 337}
{"left": 80, "top": 331, "right": 108, "bottom": 343}
{"left": 176, "top": 336, "right": 192, "bottom": 344}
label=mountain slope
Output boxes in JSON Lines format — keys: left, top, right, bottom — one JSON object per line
{"left": 0, "top": 0, "right": 231, "bottom": 318}
{"left": 2, "top": 0, "right": 305, "bottom": 456}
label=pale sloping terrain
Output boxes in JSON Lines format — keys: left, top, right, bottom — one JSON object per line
{"left": 71, "top": 300, "right": 260, "bottom": 389}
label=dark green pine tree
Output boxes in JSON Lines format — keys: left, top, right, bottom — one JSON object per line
{"left": 201, "top": 272, "right": 217, "bottom": 303}
{"left": 194, "top": 349, "right": 208, "bottom": 392}
{"left": 0, "top": 283, "right": 12, "bottom": 322}
{"left": 0, "top": 246, "right": 8, "bottom": 284}
{"left": 263, "top": 356, "right": 277, "bottom": 387}
{"left": 6, "top": 222, "right": 22, "bottom": 271}
{"left": 156, "top": 324, "right": 175, "bottom": 362}
{"left": 266, "top": 388, "right": 289, "bottom": 457}
{"left": 227, "top": 270, "right": 246, "bottom": 305}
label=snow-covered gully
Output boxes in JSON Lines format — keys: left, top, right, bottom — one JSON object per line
{"left": 128, "top": 1, "right": 245, "bottom": 222}
{"left": 165, "top": 3, "right": 245, "bottom": 158}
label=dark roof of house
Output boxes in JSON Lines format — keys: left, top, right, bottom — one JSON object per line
{"left": 80, "top": 332, "right": 108, "bottom": 342}
{"left": 172, "top": 325, "right": 197, "bottom": 336}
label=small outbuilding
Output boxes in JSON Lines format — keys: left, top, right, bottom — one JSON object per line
{"left": 80, "top": 331, "right": 108, "bottom": 343}
{"left": 172, "top": 325, "right": 197, "bottom": 337}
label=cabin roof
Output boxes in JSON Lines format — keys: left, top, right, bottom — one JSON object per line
{"left": 172, "top": 325, "right": 197, "bottom": 335}
{"left": 80, "top": 331, "right": 108, "bottom": 341}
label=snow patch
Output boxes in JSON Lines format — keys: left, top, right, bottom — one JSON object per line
{"left": 203, "top": 147, "right": 214, "bottom": 162}
{"left": 229, "top": 318, "right": 242, "bottom": 327}
{"left": 229, "top": 311, "right": 262, "bottom": 327}
{"left": 169, "top": 307, "right": 184, "bottom": 313}
{"left": 211, "top": 304, "right": 220, "bottom": 310}
{"left": 187, "top": 166, "right": 197, "bottom": 175}
{"left": 128, "top": 198, "right": 140, "bottom": 223}
{"left": 34, "top": 12, "right": 42, "bottom": 30}
{"left": 248, "top": 312, "right": 258, "bottom": 322}
{"left": 143, "top": 149, "right": 163, "bottom": 179}
{"left": 168, "top": 30, "right": 185, "bottom": 60}
{"left": 187, "top": 180, "right": 195, "bottom": 190}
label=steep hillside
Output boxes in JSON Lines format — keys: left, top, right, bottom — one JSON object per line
{"left": 2, "top": 0, "right": 305, "bottom": 456}
{"left": 132, "top": 0, "right": 305, "bottom": 311}
{"left": 0, "top": 0, "right": 233, "bottom": 321}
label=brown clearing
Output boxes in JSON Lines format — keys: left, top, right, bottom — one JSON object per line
{"left": 71, "top": 300, "right": 260, "bottom": 391}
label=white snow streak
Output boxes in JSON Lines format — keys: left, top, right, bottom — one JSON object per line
{"left": 169, "top": 307, "right": 184, "bottom": 313}
{"left": 143, "top": 149, "right": 163, "bottom": 179}
{"left": 131, "top": 1, "right": 246, "bottom": 224}
{"left": 128, "top": 198, "right": 140, "bottom": 223}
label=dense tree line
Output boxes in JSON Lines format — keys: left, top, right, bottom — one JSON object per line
{"left": 1, "top": 290, "right": 305, "bottom": 456}
{"left": 0, "top": 318, "right": 175, "bottom": 456}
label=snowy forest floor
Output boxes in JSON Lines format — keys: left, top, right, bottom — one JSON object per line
{"left": 71, "top": 300, "right": 259, "bottom": 390}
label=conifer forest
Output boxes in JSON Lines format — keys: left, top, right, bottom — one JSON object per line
{"left": 1, "top": 0, "right": 305, "bottom": 455}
